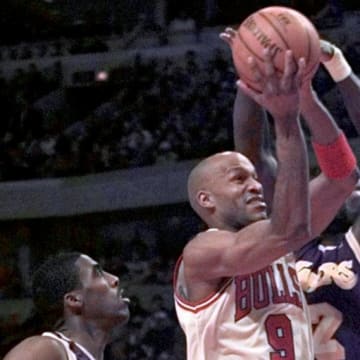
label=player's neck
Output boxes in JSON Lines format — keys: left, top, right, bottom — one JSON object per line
{"left": 59, "top": 325, "right": 108, "bottom": 360}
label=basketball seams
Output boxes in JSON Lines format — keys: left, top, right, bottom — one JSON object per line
{"left": 236, "top": 30, "right": 265, "bottom": 64}
{"left": 235, "top": 31, "right": 283, "bottom": 90}
{"left": 303, "top": 25, "right": 320, "bottom": 79}
{"left": 259, "top": 9, "right": 318, "bottom": 69}
{"left": 237, "top": 21, "right": 284, "bottom": 79}
{"left": 257, "top": 12, "right": 290, "bottom": 50}
{"left": 235, "top": 30, "right": 265, "bottom": 86}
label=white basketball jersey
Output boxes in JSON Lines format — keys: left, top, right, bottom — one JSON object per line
{"left": 174, "top": 254, "right": 314, "bottom": 360}
{"left": 42, "top": 332, "right": 95, "bottom": 360}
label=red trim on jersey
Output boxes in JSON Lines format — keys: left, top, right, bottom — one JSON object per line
{"left": 173, "top": 255, "right": 233, "bottom": 313}
{"left": 172, "top": 255, "right": 183, "bottom": 290}
{"left": 175, "top": 281, "right": 232, "bottom": 313}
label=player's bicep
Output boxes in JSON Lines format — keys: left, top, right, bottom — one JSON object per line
{"left": 182, "top": 231, "right": 238, "bottom": 280}
{"left": 183, "top": 223, "right": 287, "bottom": 279}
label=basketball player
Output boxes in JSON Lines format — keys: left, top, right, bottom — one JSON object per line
{"left": 296, "top": 41, "right": 360, "bottom": 360}
{"left": 173, "top": 46, "right": 358, "bottom": 359}
{"left": 221, "top": 27, "right": 360, "bottom": 359}
{"left": 3, "top": 252, "right": 130, "bottom": 360}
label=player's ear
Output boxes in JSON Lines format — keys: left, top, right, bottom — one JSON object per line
{"left": 197, "top": 190, "right": 215, "bottom": 209}
{"left": 64, "top": 291, "right": 83, "bottom": 313}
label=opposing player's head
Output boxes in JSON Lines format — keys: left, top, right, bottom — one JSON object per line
{"left": 74, "top": 254, "right": 130, "bottom": 328}
{"left": 187, "top": 151, "right": 267, "bottom": 230}
{"left": 32, "top": 252, "right": 82, "bottom": 326}
{"left": 32, "top": 252, "right": 130, "bottom": 330}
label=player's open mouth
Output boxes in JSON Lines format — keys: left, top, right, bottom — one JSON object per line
{"left": 118, "top": 288, "right": 131, "bottom": 303}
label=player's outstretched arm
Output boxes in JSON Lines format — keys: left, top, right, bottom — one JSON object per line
{"left": 240, "top": 50, "right": 310, "bottom": 252}
{"left": 221, "top": 29, "right": 311, "bottom": 253}
{"left": 232, "top": 85, "right": 277, "bottom": 208}
{"left": 300, "top": 80, "right": 359, "bottom": 239}
{"left": 320, "top": 40, "right": 360, "bottom": 243}
{"left": 184, "top": 50, "right": 311, "bottom": 282}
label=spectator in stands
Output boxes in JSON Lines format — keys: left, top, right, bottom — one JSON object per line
{"left": 168, "top": 11, "right": 196, "bottom": 33}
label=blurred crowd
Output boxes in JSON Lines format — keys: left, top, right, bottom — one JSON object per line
{"left": 0, "top": 48, "right": 235, "bottom": 181}
{"left": 0, "top": 3, "right": 359, "bottom": 182}
{"left": 0, "top": 40, "right": 359, "bottom": 182}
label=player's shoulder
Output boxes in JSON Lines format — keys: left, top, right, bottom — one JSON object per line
{"left": 186, "top": 228, "right": 233, "bottom": 247}
{"left": 183, "top": 228, "right": 236, "bottom": 264}
{"left": 3, "top": 335, "right": 67, "bottom": 360}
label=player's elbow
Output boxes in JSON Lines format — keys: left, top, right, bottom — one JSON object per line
{"left": 273, "top": 222, "right": 311, "bottom": 252}
{"left": 294, "top": 222, "right": 311, "bottom": 241}
{"left": 286, "top": 223, "right": 312, "bottom": 250}
{"left": 326, "top": 168, "right": 360, "bottom": 205}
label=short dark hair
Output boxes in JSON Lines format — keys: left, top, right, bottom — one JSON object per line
{"left": 31, "top": 252, "right": 82, "bottom": 321}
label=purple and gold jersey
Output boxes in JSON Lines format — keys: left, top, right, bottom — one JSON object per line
{"left": 296, "top": 228, "right": 360, "bottom": 360}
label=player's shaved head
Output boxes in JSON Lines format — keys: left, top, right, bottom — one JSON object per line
{"left": 187, "top": 155, "right": 215, "bottom": 213}
{"left": 188, "top": 151, "right": 252, "bottom": 218}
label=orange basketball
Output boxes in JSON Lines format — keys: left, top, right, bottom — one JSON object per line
{"left": 230, "top": 6, "right": 321, "bottom": 91}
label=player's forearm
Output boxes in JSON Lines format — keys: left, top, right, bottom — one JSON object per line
{"left": 233, "top": 86, "right": 267, "bottom": 160}
{"left": 300, "top": 87, "right": 341, "bottom": 144}
{"left": 271, "top": 114, "right": 310, "bottom": 241}
{"left": 233, "top": 87, "right": 277, "bottom": 206}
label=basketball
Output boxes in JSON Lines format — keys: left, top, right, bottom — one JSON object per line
{"left": 230, "top": 6, "right": 321, "bottom": 91}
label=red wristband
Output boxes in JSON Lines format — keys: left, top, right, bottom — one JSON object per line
{"left": 312, "top": 132, "right": 357, "bottom": 179}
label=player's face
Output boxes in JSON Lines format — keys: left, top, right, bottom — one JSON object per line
{"left": 76, "top": 255, "right": 130, "bottom": 327}
{"left": 208, "top": 152, "right": 267, "bottom": 229}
